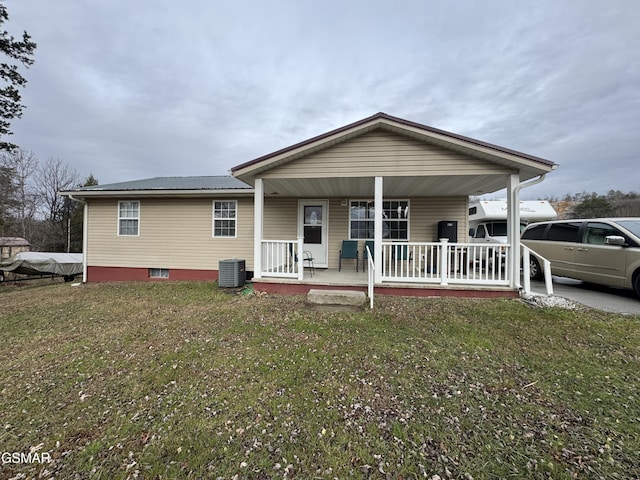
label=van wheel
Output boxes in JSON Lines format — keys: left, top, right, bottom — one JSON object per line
{"left": 633, "top": 272, "right": 640, "bottom": 299}
{"left": 529, "top": 257, "right": 543, "bottom": 281}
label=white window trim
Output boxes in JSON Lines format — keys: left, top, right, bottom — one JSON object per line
{"left": 118, "top": 200, "right": 140, "bottom": 237}
{"left": 348, "top": 198, "right": 410, "bottom": 240}
{"left": 212, "top": 200, "right": 238, "bottom": 238}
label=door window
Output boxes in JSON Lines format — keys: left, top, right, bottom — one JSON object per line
{"left": 303, "top": 205, "right": 323, "bottom": 244}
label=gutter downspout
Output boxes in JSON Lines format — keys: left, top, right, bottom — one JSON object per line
{"left": 67, "top": 194, "right": 88, "bottom": 283}
{"left": 515, "top": 173, "right": 547, "bottom": 195}
{"left": 511, "top": 173, "right": 547, "bottom": 287}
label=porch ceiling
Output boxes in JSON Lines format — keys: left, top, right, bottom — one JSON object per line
{"left": 263, "top": 174, "right": 512, "bottom": 198}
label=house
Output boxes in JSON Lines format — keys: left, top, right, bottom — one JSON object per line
{"left": 0, "top": 237, "right": 30, "bottom": 259}
{"left": 60, "top": 112, "right": 557, "bottom": 297}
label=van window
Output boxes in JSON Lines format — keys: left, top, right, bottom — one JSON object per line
{"left": 547, "top": 222, "right": 581, "bottom": 242}
{"left": 476, "top": 224, "right": 486, "bottom": 238}
{"left": 521, "top": 224, "right": 547, "bottom": 240}
{"left": 582, "top": 222, "right": 621, "bottom": 245}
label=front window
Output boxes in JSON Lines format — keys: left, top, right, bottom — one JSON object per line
{"left": 616, "top": 220, "right": 640, "bottom": 239}
{"left": 213, "top": 200, "right": 237, "bottom": 237}
{"left": 349, "top": 200, "right": 408, "bottom": 240}
{"left": 118, "top": 201, "right": 139, "bottom": 236}
{"left": 582, "top": 222, "right": 622, "bottom": 245}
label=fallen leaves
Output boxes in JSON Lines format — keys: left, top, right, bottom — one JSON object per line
{"left": 0, "top": 283, "right": 638, "bottom": 479}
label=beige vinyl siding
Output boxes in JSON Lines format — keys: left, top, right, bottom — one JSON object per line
{"left": 409, "top": 197, "right": 468, "bottom": 243}
{"left": 327, "top": 198, "right": 350, "bottom": 270}
{"left": 262, "top": 130, "right": 511, "bottom": 179}
{"left": 262, "top": 197, "right": 298, "bottom": 240}
{"left": 86, "top": 195, "right": 466, "bottom": 272}
{"left": 87, "top": 197, "right": 254, "bottom": 270}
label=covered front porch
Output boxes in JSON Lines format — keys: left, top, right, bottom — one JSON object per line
{"left": 230, "top": 113, "right": 557, "bottom": 300}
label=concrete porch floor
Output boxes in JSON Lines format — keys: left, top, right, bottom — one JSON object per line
{"left": 251, "top": 267, "right": 518, "bottom": 299}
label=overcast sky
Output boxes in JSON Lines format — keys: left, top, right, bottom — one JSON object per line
{"left": 6, "top": 0, "right": 640, "bottom": 199}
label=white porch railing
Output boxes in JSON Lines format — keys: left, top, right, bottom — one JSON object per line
{"left": 366, "top": 244, "right": 375, "bottom": 309}
{"left": 381, "top": 240, "right": 510, "bottom": 286}
{"left": 521, "top": 243, "right": 554, "bottom": 296}
{"left": 260, "top": 238, "right": 304, "bottom": 280}
{"left": 258, "top": 239, "right": 516, "bottom": 289}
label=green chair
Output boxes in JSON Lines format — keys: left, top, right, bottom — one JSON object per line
{"left": 339, "top": 240, "right": 359, "bottom": 272}
{"left": 391, "top": 244, "right": 413, "bottom": 271}
{"left": 289, "top": 242, "right": 315, "bottom": 276}
{"left": 362, "top": 240, "right": 374, "bottom": 270}
{"left": 391, "top": 244, "right": 410, "bottom": 261}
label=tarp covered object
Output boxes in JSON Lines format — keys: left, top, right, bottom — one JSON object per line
{"left": 0, "top": 252, "right": 83, "bottom": 277}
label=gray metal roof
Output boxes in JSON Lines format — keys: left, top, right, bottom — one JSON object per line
{"left": 73, "top": 176, "right": 252, "bottom": 192}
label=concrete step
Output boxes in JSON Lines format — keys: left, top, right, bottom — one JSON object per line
{"left": 306, "top": 288, "right": 366, "bottom": 308}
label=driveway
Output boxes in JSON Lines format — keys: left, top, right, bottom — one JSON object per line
{"left": 529, "top": 276, "right": 640, "bottom": 315}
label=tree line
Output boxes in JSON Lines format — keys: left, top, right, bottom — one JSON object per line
{"left": 0, "top": 148, "right": 95, "bottom": 252}
{"left": 544, "top": 190, "right": 640, "bottom": 219}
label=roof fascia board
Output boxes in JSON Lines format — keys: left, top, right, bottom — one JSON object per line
{"left": 380, "top": 121, "right": 557, "bottom": 173}
{"left": 233, "top": 119, "right": 382, "bottom": 179}
{"left": 59, "top": 188, "right": 255, "bottom": 198}
{"left": 232, "top": 112, "right": 556, "bottom": 180}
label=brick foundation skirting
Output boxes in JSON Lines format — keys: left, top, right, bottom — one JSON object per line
{"left": 87, "top": 266, "right": 218, "bottom": 282}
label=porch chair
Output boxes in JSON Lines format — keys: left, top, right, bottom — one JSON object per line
{"left": 339, "top": 240, "right": 359, "bottom": 272}
{"left": 391, "top": 243, "right": 414, "bottom": 272}
{"left": 288, "top": 242, "right": 315, "bottom": 277}
{"left": 391, "top": 244, "right": 411, "bottom": 262}
{"left": 362, "top": 240, "right": 374, "bottom": 271}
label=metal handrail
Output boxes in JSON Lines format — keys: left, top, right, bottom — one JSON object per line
{"left": 366, "top": 245, "right": 375, "bottom": 309}
{"left": 521, "top": 243, "right": 553, "bottom": 295}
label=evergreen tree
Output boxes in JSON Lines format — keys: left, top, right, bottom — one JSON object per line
{"left": 0, "top": 1, "right": 37, "bottom": 151}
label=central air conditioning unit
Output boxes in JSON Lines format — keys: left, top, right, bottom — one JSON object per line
{"left": 218, "top": 258, "right": 246, "bottom": 288}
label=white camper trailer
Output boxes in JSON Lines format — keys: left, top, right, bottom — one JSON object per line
{"left": 468, "top": 200, "right": 557, "bottom": 247}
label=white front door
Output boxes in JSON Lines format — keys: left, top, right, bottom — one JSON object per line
{"left": 299, "top": 200, "right": 328, "bottom": 267}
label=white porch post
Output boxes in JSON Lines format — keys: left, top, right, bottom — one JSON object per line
{"left": 507, "top": 173, "right": 520, "bottom": 288}
{"left": 297, "top": 237, "right": 304, "bottom": 280}
{"left": 253, "top": 178, "right": 264, "bottom": 279}
{"left": 439, "top": 238, "right": 449, "bottom": 285}
{"left": 374, "top": 176, "right": 383, "bottom": 284}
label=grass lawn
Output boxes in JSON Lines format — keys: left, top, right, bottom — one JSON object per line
{"left": 1, "top": 282, "right": 639, "bottom": 479}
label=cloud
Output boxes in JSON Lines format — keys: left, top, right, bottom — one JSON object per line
{"left": 5, "top": 0, "right": 639, "bottom": 199}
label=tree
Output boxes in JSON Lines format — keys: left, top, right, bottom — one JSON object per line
{"left": 0, "top": 161, "right": 16, "bottom": 234}
{"left": 0, "top": 1, "right": 37, "bottom": 151}
{"left": 36, "top": 157, "right": 79, "bottom": 251}
{"left": 1, "top": 148, "right": 37, "bottom": 238}
{"left": 570, "top": 194, "right": 614, "bottom": 218}
{"left": 68, "top": 174, "right": 98, "bottom": 252}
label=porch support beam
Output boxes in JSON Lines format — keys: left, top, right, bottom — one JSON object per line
{"left": 253, "top": 178, "right": 264, "bottom": 279}
{"left": 507, "top": 173, "right": 520, "bottom": 288}
{"left": 374, "top": 176, "right": 383, "bottom": 284}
